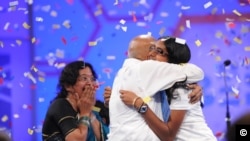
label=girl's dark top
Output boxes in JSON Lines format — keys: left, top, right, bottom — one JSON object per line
{"left": 42, "top": 99, "right": 109, "bottom": 141}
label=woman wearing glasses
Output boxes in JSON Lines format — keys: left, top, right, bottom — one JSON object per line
{"left": 42, "top": 61, "right": 109, "bottom": 141}
{"left": 119, "top": 36, "right": 217, "bottom": 141}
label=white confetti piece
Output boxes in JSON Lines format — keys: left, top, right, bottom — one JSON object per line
{"left": 232, "top": 10, "right": 242, "bottom": 16}
{"left": 186, "top": 20, "right": 191, "bottom": 28}
{"left": 106, "top": 56, "right": 116, "bottom": 60}
{"left": 181, "top": 6, "right": 191, "bottom": 10}
{"left": 4, "top": 22, "right": 10, "bottom": 30}
{"left": 120, "top": 19, "right": 126, "bottom": 25}
{"left": 9, "top": 1, "right": 18, "bottom": 7}
{"left": 121, "top": 26, "right": 127, "bottom": 32}
{"left": 175, "top": 38, "right": 186, "bottom": 44}
{"left": 204, "top": 1, "right": 212, "bottom": 9}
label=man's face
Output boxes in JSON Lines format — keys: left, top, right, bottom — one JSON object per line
{"left": 147, "top": 40, "right": 168, "bottom": 62}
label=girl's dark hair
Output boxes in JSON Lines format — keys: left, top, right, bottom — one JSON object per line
{"left": 158, "top": 36, "right": 191, "bottom": 104}
{"left": 52, "top": 60, "right": 97, "bottom": 102}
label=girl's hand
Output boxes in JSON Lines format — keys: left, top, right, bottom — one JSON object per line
{"left": 119, "top": 90, "right": 139, "bottom": 106}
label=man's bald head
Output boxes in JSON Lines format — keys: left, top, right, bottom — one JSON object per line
{"left": 128, "top": 34, "right": 155, "bottom": 60}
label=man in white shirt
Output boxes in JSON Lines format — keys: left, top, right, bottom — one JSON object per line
{"left": 108, "top": 34, "right": 204, "bottom": 141}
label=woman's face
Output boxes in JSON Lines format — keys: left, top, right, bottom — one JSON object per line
{"left": 72, "top": 66, "right": 97, "bottom": 97}
{"left": 148, "top": 40, "right": 168, "bottom": 62}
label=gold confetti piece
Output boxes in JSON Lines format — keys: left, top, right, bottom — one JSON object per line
{"left": 38, "top": 77, "right": 45, "bottom": 82}
{"left": 211, "top": 7, "right": 218, "bottom": 15}
{"left": 88, "top": 41, "right": 97, "bottom": 46}
{"left": 233, "top": 37, "right": 242, "bottom": 44}
{"left": 143, "top": 96, "right": 151, "bottom": 103}
{"left": 232, "top": 9, "right": 242, "bottom": 16}
{"left": 16, "top": 40, "right": 22, "bottom": 46}
{"left": 159, "top": 27, "right": 166, "bottom": 36}
{"left": 195, "top": 40, "right": 202, "bottom": 47}
{"left": 50, "top": 10, "right": 57, "bottom": 17}
{"left": 245, "top": 46, "right": 250, "bottom": 51}
{"left": 215, "top": 31, "right": 223, "bottom": 38}
{"left": 204, "top": 1, "right": 212, "bottom": 9}
{"left": 9, "top": 1, "right": 19, "bottom": 7}
{"left": 92, "top": 106, "right": 101, "bottom": 112}
{"left": 1, "top": 115, "right": 8, "bottom": 122}
{"left": 55, "top": 49, "right": 64, "bottom": 58}
{"left": 95, "top": 9, "right": 102, "bottom": 16}
{"left": 22, "top": 22, "right": 31, "bottom": 29}
{"left": 215, "top": 56, "right": 221, "bottom": 61}
{"left": 52, "top": 24, "right": 61, "bottom": 29}
{"left": 63, "top": 20, "right": 71, "bottom": 29}
{"left": 186, "top": 20, "right": 191, "bottom": 28}
{"left": 31, "top": 37, "right": 36, "bottom": 43}
{"left": 28, "top": 128, "right": 34, "bottom": 135}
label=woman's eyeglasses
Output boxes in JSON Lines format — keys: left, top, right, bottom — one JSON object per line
{"left": 78, "top": 74, "right": 96, "bottom": 83}
{"left": 149, "top": 46, "right": 168, "bottom": 56}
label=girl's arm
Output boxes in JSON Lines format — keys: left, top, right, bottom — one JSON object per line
{"left": 120, "top": 90, "right": 186, "bottom": 141}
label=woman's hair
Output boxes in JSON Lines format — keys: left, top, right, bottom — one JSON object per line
{"left": 52, "top": 60, "right": 97, "bottom": 101}
{"left": 158, "top": 36, "right": 191, "bottom": 104}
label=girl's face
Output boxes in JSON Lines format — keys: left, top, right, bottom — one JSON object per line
{"left": 72, "top": 66, "right": 97, "bottom": 98}
{"left": 148, "top": 40, "right": 169, "bottom": 62}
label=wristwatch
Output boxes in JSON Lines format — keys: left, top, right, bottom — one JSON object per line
{"left": 138, "top": 103, "right": 148, "bottom": 114}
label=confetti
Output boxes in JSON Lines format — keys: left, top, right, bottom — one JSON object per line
{"left": 50, "top": 10, "right": 58, "bottom": 17}
{"left": 22, "top": 22, "right": 31, "bottom": 29}
{"left": 4, "top": 22, "right": 10, "bottom": 30}
{"left": 1, "top": 115, "right": 8, "bottom": 122}
{"left": 52, "top": 24, "right": 61, "bottom": 29}
{"left": 0, "top": 41, "right": 3, "bottom": 48}
{"left": 121, "top": 26, "right": 127, "bottom": 32}
{"left": 143, "top": 96, "right": 151, "bottom": 103}
{"left": 232, "top": 10, "right": 242, "bottom": 16}
{"left": 24, "top": 72, "right": 37, "bottom": 84}
{"left": 175, "top": 38, "right": 186, "bottom": 44}
{"left": 61, "top": 37, "right": 67, "bottom": 45}
{"left": 55, "top": 49, "right": 64, "bottom": 58}
{"left": 9, "top": 1, "right": 18, "bottom": 7}
{"left": 31, "top": 65, "right": 38, "bottom": 72}
{"left": 95, "top": 9, "right": 102, "bottom": 16}
{"left": 92, "top": 106, "right": 101, "bottom": 112}
{"left": 28, "top": 128, "right": 34, "bottom": 135}
{"left": 35, "top": 17, "right": 43, "bottom": 22}
{"left": 159, "top": 27, "right": 166, "bottom": 36}
{"left": 233, "top": 37, "right": 242, "bottom": 44}
{"left": 31, "top": 37, "right": 36, "bottom": 43}
{"left": 231, "top": 86, "right": 239, "bottom": 95}
{"left": 211, "top": 7, "right": 218, "bottom": 15}
{"left": 106, "top": 56, "right": 116, "bottom": 60}
{"left": 38, "top": 77, "right": 45, "bottom": 82}
{"left": 204, "top": 1, "right": 212, "bottom": 9}
{"left": 120, "top": 19, "right": 126, "bottom": 25}
{"left": 114, "top": 0, "right": 119, "bottom": 5}
{"left": 186, "top": 20, "right": 191, "bottom": 28}
{"left": 88, "top": 41, "right": 97, "bottom": 46}
{"left": 62, "top": 20, "right": 71, "bottom": 29}
{"left": 132, "top": 13, "right": 137, "bottom": 22}
{"left": 38, "top": 97, "right": 45, "bottom": 102}
{"left": 244, "top": 46, "right": 250, "bottom": 51}
{"left": 16, "top": 40, "right": 22, "bottom": 46}
{"left": 181, "top": 6, "right": 191, "bottom": 10}
{"left": 66, "top": 0, "right": 74, "bottom": 5}
{"left": 236, "top": 75, "right": 241, "bottom": 83}
{"left": 195, "top": 40, "right": 202, "bottom": 47}
{"left": 227, "top": 22, "right": 235, "bottom": 28}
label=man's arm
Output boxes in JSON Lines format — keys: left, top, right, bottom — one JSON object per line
{"left": 140, "top": 60, "right": 204, "bottom": 96}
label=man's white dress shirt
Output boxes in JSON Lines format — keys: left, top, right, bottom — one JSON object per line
{"left": 108, "top": 58, "right": 204, "bottom": 141}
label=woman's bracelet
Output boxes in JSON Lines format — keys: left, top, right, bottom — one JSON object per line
{"left": 90, "top": 114, "right": 96, "bottom": 123}
{"left": 78, "top": 116, "right": 90, "bottom": 127}
{"left": 132, "top": 97, "right": 140, "bottom": 108}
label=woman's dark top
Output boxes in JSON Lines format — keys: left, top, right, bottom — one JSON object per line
{"left": 42, "top": 98, "right": 109, "bottom": 141}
